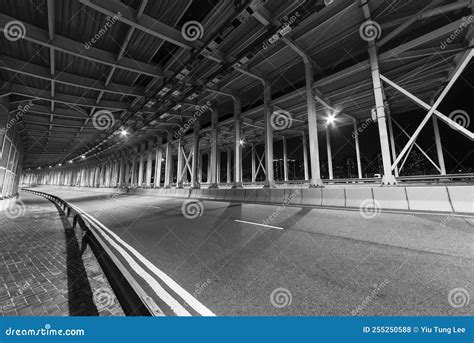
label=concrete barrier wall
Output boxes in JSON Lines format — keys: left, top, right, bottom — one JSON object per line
{"left": 322, "top": 189, "right": 345, "bottom": 207}
{"left": 301, "top": 189, "right": 322, "bottom": 206}
{"left": 372, "top": 187, "right": 409, "bottom": 210}
{"left": 405, "top": 186, "right": 453, "bottom": 212}
{"left": 29, "top": 184, "right": 471, "bottom": 214}
{"left": 255, "top": 189, "right": 270, "bottom": 203}
{"left": 345, "top": 188, "right": 373, "bottom": 209}
{"left": 224, "top": 189, "right": 234, "bottom": 201}
{"left": 447, "top": 186, "right": 473, "bottom": 214}
{"left": 269, "top": 189, "right": 285, "bottom": 204}
{"left": 286, "top": 188, "right": 302, "bottom": 205}
{"left": 244, "top": 189, "right": 256, "bottom": 202}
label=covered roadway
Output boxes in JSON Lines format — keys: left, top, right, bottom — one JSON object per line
{"left": 20, "top": 186, "right": 474, "bottom": 315}
{"left": 0, "top": 0, "right": 473, "bottom": 317}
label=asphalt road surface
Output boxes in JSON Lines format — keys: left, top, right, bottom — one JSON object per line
{"left": 24, "top": 187, "right": 473, "bottom": 316}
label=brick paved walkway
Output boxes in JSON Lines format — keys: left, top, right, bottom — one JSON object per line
{"left": 0, "top": 192, "right": 124, "bottom": 316}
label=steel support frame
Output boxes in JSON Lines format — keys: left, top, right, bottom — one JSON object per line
{"left": 362, "top": 0, "right": 397, "bottom": 186}
{"left": 352, "top": 119, "right": 363, "bottom": 179}
{"left": 191, "top": 119, "right": 200, "bottom": 189}
{"left": 283, "top": 37, "right": 323, "bottom": 187}
{"left": 208, "top": 108, "right": 219, "bottom": 188}
{"left": 379, "top": 49, "right": 474, "bottom": 171}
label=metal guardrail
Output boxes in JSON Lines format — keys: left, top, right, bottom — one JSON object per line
{"left": 22, "top": 188, "right": 158, "bottom": 316}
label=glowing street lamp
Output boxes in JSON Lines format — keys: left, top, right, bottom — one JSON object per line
{"left": 326, "top": 114, "right": 336, "bottom": 125}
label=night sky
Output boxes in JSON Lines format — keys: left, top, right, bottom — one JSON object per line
{"left": 240, "top": 61, "right": 473, "bottom": 180}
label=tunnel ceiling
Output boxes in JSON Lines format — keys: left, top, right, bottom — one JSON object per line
{"left": 0, "top": 0, "right": 471, "bottom": 169}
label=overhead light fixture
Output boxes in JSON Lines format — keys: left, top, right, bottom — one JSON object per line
{"left": 239, "top": 139, "right": 244, "bottom": 145}
{"left": 68, "top": 160, "right": 73, "bottom": 164}
{"left": 81, "top": 155, "right": 86, "bottom": 159}
{"left": 326, "top": 114, "right": 336, "bottom": 124}
{"left": 144, "top": 99, "right": 156, "bottom": 108}
{"left": 120, "top": 129, "right": 128, "bottom": 137}
{"left": 58, "top": 163, "right": 62, "bottom": 166}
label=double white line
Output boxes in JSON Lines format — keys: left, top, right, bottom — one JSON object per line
{"left": 68, "top": 202, "right": 215, "bottom": 317}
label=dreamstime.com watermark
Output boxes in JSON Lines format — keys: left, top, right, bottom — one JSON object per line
{"left": 174, "top": 101, "right": 212, "bottom": 139}
{"left": 359, "top": 199, "right": 381, "bottom": 219}
{"left": 3, "top": 20, "right": 26, "bottom": 41}
{"left": 351, "top": 278, "right": 390, "bottom": 315}
{"left": 4, "top": 324, "right": 85, "bottom": 337}
{"left": 359, "top": 20, "right": 382, "bottom": 42}
{"left": 448, "top": 287, "right": 470, "bottom": 308}
{"left": 448, "top": 109, "right": 470, "bottom": 129}
{"left": 352, "top": 117, "right": 374, "bottom": 138}
{"left": 85, "top": 12, "right": 122, "bottom": 49}
{"left": 181, "top": 199, "right": 204, "bottom": 219}
{"left": 181, "top": 21, "right": 204, "bottom": 41}
{"left": 92, "top": 109, "right": 115, "bottom": 131}
{"left": 270, "top": 287, "right": 292, "bottom": 308}
{"left": 0, "top": 199, "right": 26, "bottom": 220}
{"left": 2, "top": 279, "right": 33, "bottom": 311}
{"left": 94, "top": 192, "right": 120, "bottom": 218}
{"left": 262, "top": 12, "right": 300, "bottom": 50}
{"left": 1, "top": 101, "right": 34, "bottom": 135}
{"left": 440, "top": 15, "right": 473, "bottom": 50}
{"left": 263, "top": 189, "right": 300, "bottom": 226}
{"left": 270, "top": 110, "right": 293, "bottom": 131}
{"left": 93, "top": 287, "right": 115, "bottom": 311}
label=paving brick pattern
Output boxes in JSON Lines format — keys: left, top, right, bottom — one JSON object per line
{"left": 0, "top": 192, "right": 124, "bottom": 316}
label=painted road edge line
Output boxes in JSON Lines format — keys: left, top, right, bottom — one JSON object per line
{"left": 69, "top": 204, "right": 192, "bottom": 316}
{"left": 69, "top": 203, "right": 216, "bottom": 316}
{"left": 234, "top": 219, "right": 284, "bottom": 230}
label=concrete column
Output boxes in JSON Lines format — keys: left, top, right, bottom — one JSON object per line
{"left": 192, "top": 118, "right": 200, "bottom": 188}
{"left": 164, "top": 134, "right": 173, "bottom": 188}
{"left": 233, "top": 97, "right": 242, "bottom": 187}
{"left": 207, "top": 153, "right": 211, "bottom": 183}
{"left": 138, "top": 143, "right": 145, "bottom": 187}
{"left": 282, "top": 136, "right": 289, "bottom": 182}
{"left": 263, "top": 82, "right": 274, "bottom": 187}
{"left": 353, "top": 119, "right": 363, "bottom": 179}
{"left": 209, "top": 109, "right": 218, "bottom": 188}
{"left": 302, "top": 132, "right": 309, "bottom": 181}
{"left": 107, "top": 160, "right": 113, "bottom": 187}
{"left": 146, "top": 140, "right": 153, "bottom": 187}
{"left": 155, "top": 149, "right": 163, "bottom": 188}
{"left": 251, "top": 145, "right": 256, "bottom": 182}
{"left": 226, "top": 149, "right": 231, "bottom": 184}
{"left": 216, "top": 151, "right": 221, "bottom": 184}
{"left": 176, "top": 138, "right": 184, "bottom": 188}
{"left": 432, "top": 116, "right": 446, "bottom": 175}
{"left": 113, "top": 157, "right": 120, "bottom": 187}
{"left": 119, "top": 155, "right": 125, "bottom": 187}
{"left": 124, "top": 158, "right": 131, "bottom": 186}
{"left": 198, "top": 152, "right": 202, "bottom": 183}
{"left": 326, "top": 127, "right": 333, "bottom": 180}
{"left": 101, "top": 163, "right": 106, "bottom": 187}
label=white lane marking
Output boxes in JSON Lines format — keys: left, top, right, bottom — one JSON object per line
{"left": 234, "top": 219, "right": 284, "bottom": 230}
{"left": 68, "top": 203, "right": 215, "bottom": 316}
{"left": 69, "top": 204, "right": 191, "bottom": 316}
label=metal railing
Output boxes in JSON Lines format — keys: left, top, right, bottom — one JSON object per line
{"left": 22, "top": 188, "right": 160, "bottom": 316}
